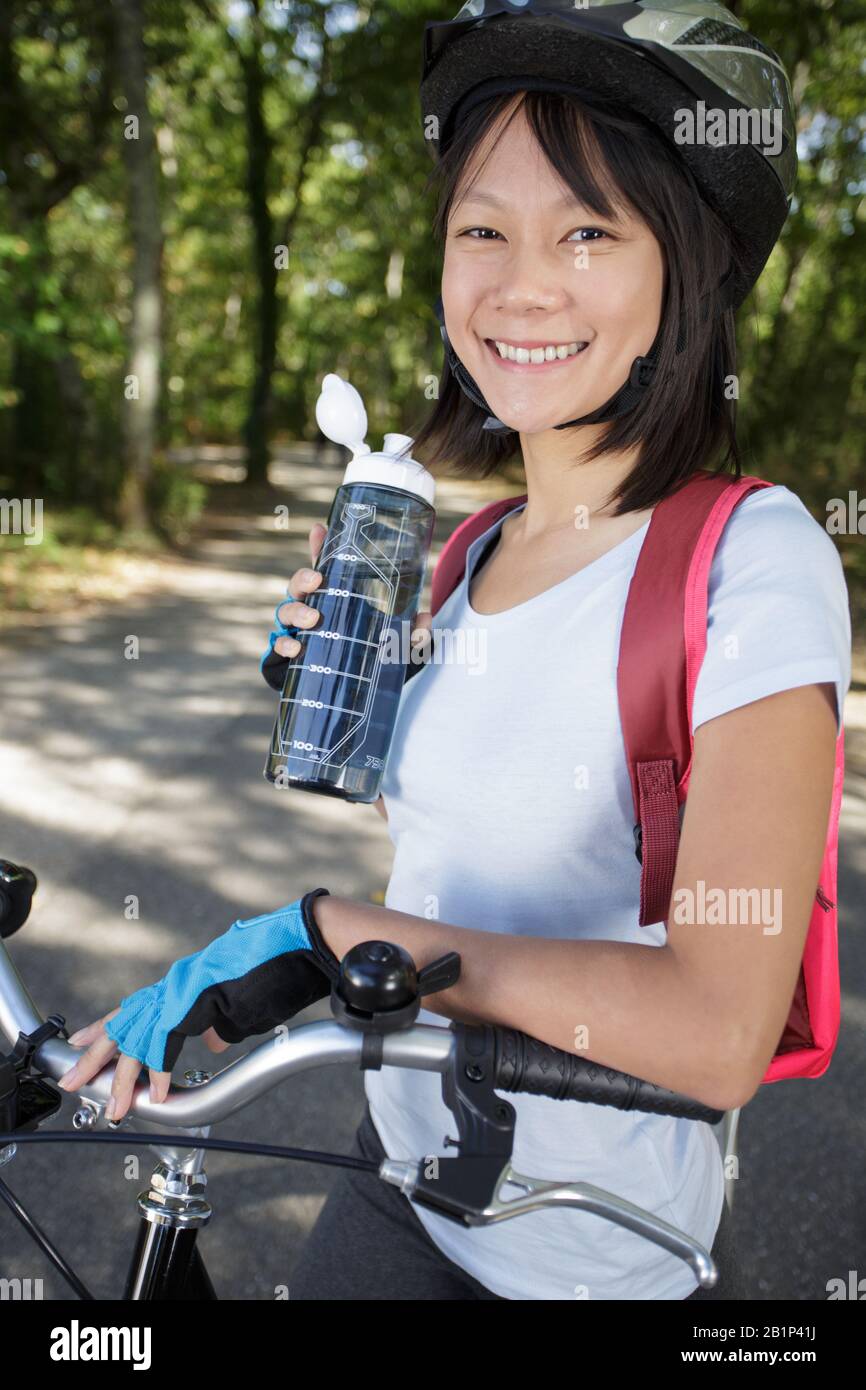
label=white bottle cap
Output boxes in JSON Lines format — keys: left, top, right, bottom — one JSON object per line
{"left": 315, "top": 373, "right": 435, "bottom": 507}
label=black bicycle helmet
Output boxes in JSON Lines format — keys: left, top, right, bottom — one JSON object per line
{"left": 420, "top": 0, "right": 798, "bottom": 432}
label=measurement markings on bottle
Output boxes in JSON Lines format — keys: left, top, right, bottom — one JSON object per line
{"left": 282, "top": 698, "right": 359, "bottom": 716}
{"left": 301, "top": 629, "right": 382, "bottom": 650}
{"left": 323, "top": 587, "right": 373, "bottom": 602}
{"left": 285, "top": 663, "right": 373, "bottom": 681}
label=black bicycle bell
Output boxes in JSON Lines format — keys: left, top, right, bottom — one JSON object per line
{"left": 331, "top": 941, "right": 461, "bottom": 1034}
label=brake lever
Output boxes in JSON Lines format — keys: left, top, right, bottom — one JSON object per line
{"left": 477, "top": 1161, "right": 718, "bottom": 1289}
{"left": 381, "top": 1017, "right": 719, "bottom": 1289}
{"left": 380, "top": 1156, "right": 717, "bottom": 1288}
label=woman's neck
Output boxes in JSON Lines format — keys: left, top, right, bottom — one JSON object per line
{"left": 514, "top": 427, "right": 643, "bottom": 540}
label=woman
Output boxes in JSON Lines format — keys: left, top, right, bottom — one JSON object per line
{"left": 61, "top": 3, "right": 852, "bottom": 1300}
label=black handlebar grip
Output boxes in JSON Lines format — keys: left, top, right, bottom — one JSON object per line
{"left": 492, "top": 1028, "right": 726, "bottom": 1125}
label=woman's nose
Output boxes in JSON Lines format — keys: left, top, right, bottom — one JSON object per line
{"left": 489, "top": 247, "right": 574, "bottom": 315}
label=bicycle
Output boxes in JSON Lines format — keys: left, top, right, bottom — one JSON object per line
{"left": 0, "top": 858, "right": 732, "bottom": 1300}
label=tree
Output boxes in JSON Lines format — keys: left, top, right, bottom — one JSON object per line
{"left": 195, "top": 0, "right": 333, "bottom": 485}
{"left": 114, "top": 0, "right": 164, "bottom": 531}
{"left": 0, "top": 0, "right": 114, "bottom": 493}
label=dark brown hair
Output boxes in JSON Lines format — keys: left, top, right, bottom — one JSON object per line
{"left": 409, "top": 89, "right": 744, "bottom": 514}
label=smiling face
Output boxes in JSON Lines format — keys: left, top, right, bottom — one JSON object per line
{"left": 442, "top": 96, "right": 666, "bottom": 436}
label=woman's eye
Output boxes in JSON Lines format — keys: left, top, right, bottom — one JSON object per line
{"left": 458, "top": 226, "right": 611, "bottom": 243}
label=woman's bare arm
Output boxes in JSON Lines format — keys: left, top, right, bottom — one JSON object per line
{"left": 313, "top": 683, "right": 838, "bottom": 1113}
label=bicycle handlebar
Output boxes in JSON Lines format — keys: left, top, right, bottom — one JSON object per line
{"left": 0, "top": 934, "right": 724, "bottom": 1131}
{"left": 0, "top": 931, "right": 726, "bottom": 1289}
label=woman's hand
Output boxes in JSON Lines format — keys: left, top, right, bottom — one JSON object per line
{"left": 270, "top": 523, "right": 434, "bottom": 666}
{"left": 57, "top": 887, "right": 338, "bottom": 1123}
{"left": 58, "top": 1011, "right": 229, "bottom": 1122}
{"left": 270, "top": 523, "right": 328, "bottom": 663}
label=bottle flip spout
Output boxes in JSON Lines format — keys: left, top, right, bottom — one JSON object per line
{"left": 315, "top": 373, "right": 435, "bottom": 507}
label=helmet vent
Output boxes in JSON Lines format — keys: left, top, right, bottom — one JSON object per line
{"left": 674, "top": 19, "right": 770, "bottom": 56}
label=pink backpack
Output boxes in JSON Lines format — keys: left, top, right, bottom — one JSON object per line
{"left": 429, "top": 469, "right": 844, "bottom": 1085}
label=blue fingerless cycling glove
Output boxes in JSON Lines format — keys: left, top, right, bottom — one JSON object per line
{"left": 104, "top": 888, "right": 337, "bottom": 1072}
{"left": 261, "top": 596, "right": 297, "bottom": 693}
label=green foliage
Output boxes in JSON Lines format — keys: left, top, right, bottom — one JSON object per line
{"left": 0, "top": 0, "right": 862, "bottom": 609}
{"left": 146, "top": 457, "right": 207, "bottom": 542}
{"left": 732, "top": 0, "right": 866, "bottom": 520}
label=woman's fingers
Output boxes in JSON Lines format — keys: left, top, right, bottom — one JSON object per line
{"left": 274, "top": 582, "right": 322, "bottom": 653}
{"left": 58, "top": 1012, "right": 229, "bottom": 1118}
{"left": 273, "top": 523, "right": 328, "bottom": 655}
{"left": 203, "top": 1027, "right": 231, "bottom": 1054}
{"left": 106, "top": 1052, "right": 149, "bottom": 1122}
{"left": 147, "top": 1068, "right": 173, "bottom": 1107}
{"left": 273, "top": 530, "right": 431, "bottom": 664}
{"left": 309, "top": 523, "right": 326, "bottom": 566}
{"left": 58, "top": 1020, "right": 119, "bottom": 1092}
{"left": 67, "top": 1011, "right": 116, "bottom": 1049}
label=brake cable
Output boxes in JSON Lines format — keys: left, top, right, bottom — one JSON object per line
{"left": 0, "top": 1129, "right": 382, "bottom": 1302}
{"left": 0, "top": 1128, "right": 379, "bottom": 1172}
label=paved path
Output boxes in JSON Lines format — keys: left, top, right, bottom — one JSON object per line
{"left": 0, "top": 450, "right": 863, "bottom": 1300}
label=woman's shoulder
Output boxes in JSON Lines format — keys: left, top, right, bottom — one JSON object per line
{"left": 711, "top": 481, "right": 848, "bottom": 594}
{"left": 720, "top": 478, "right": 832, "bottom": 538}
{"left": 694, "top": 480, "right": 853, "bottom": 735}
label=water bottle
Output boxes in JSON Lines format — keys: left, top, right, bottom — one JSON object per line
{"left": 264, "top": 374, "right": 436, "bottom": 803}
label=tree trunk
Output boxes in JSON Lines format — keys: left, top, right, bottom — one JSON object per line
{"left": 239, "top": 24, "right": 277, "bottom": 487}
{"left": 236, "top": 0, "right": 332, "bottom": 487}
{"left": 9, "top": 246, "right": 52, "bottom": 494}
{"left": 113, "top": 0, "right": 163, "bottom": 532}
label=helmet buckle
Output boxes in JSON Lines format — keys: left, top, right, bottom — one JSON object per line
{"left": 629, "top": 356, "right": 656, "bottom": 391}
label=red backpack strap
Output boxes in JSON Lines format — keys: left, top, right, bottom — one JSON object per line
{"left": 617, "top": 470, "right": 774, "bottom": 926}
{"left": 431, "top": 494, "right": 527, "bottom": 616}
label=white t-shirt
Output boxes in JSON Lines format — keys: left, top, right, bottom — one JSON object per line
{"left": 367, "top": 483, "right": 852, "bottom": 1301}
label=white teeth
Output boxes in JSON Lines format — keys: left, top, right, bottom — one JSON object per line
{"left": 493, "top": 340, "right": 587, "bottom": 363}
